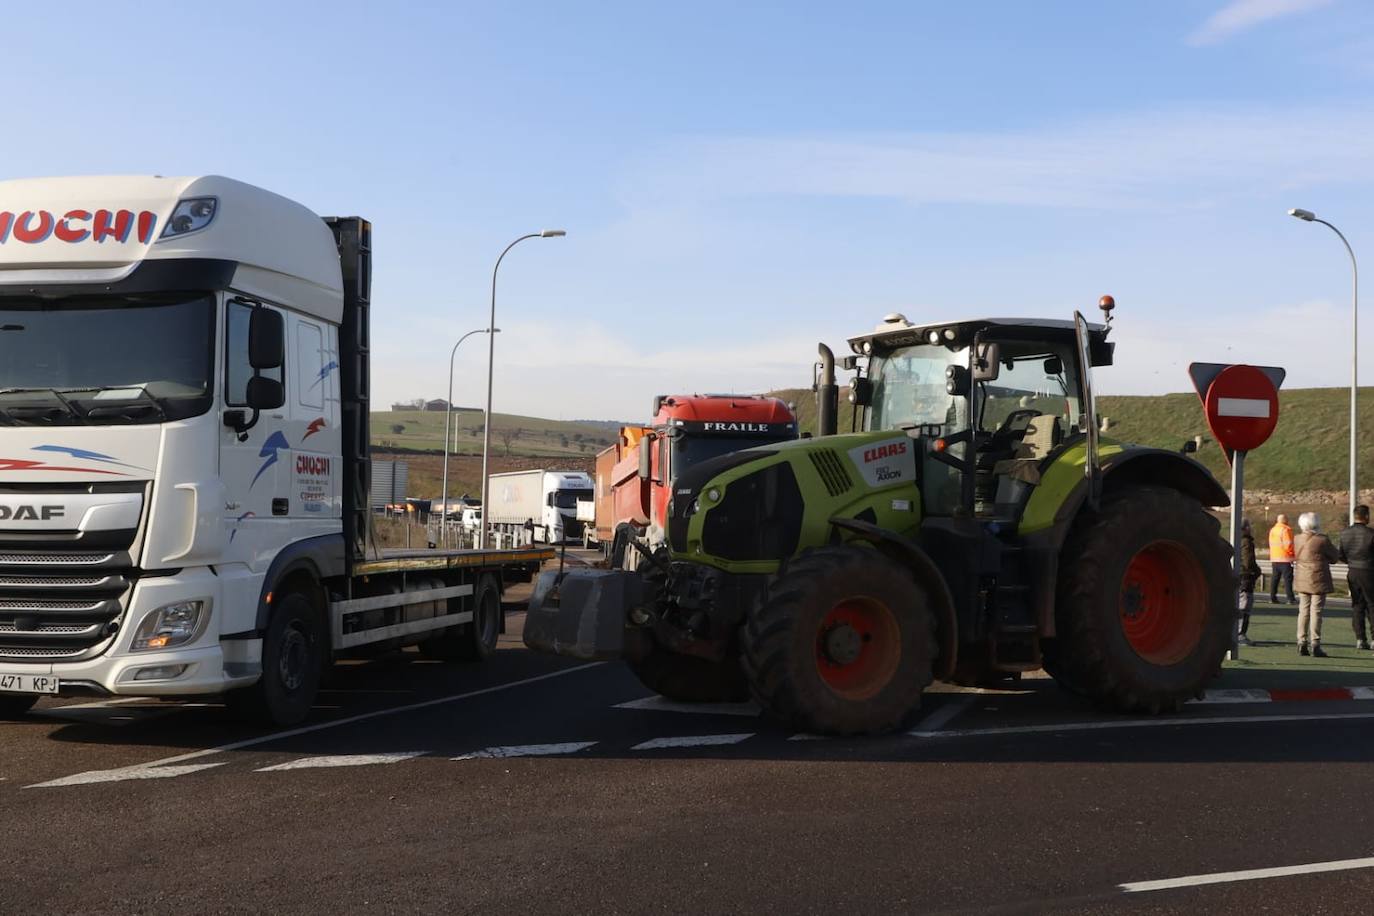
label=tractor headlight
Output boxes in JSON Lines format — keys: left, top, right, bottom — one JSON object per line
{"left": 706, "top": 487, "right": 721, "bottom": 503}
{"left": 131, "top": 600, "right": 209, "bottom": 651}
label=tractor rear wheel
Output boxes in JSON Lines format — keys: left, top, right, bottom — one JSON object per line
{"left": 627, "top": 648, "right": 751, "bottom": 703}
{"left": 742, "top": 544, "right": 935, "bottom": 735}
{"left": 1052, "top": 486, "right": 1235, "bottom": 713}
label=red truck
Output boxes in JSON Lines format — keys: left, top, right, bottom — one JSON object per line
{"left": 591, "top": 395, "right": 798, "bottom": 568}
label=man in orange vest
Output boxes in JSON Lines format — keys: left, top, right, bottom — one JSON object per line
{"left": 1269, "top": 514, "right": 1296, "bottom": 604}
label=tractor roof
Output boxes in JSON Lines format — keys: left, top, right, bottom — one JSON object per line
{"left": 848, "top": 314, "right": 1109, "bottom": 356}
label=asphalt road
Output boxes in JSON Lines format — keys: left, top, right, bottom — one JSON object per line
{"left": 3, "top": 568, "right": 1374, "bottom": 914}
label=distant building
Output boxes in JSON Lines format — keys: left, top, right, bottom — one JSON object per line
{"left": 424, "top": 399, "right": 450, "bottom": 412}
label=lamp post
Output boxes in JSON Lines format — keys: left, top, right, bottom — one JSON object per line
{"left": 1289, "top": 208, "right": 1359, "bottom": 523}
{"left": 478, "top": 229, "right": 567, "bottom": 548}
{"left": 439, "top": 327, "right": 497, "bottom": 547}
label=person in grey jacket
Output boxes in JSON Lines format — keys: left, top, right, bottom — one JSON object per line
{"left": 1338, "top": 504, "right": 1374, "bottom": 650}
{"left": 1294, "top": 512, "right": 1340, "bottom": 658}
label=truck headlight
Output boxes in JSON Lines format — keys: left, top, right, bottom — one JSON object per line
{"left": 131, "top": 600, "right": 209, "bottom": 651}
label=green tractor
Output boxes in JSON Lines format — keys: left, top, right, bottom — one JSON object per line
{"left": 525, "top": 300, "right": 1236, "bottom": 734}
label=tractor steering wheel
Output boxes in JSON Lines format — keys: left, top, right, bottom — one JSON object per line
{"left": 994, "top": 408, "right": 1041, "bottom": 439}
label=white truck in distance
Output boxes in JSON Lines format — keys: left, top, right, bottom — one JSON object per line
{"left": 487, "top": 469, "right": 593, "bottom": 543}
{"left": 0, "top": 175, "right": 551, "bottom": 724}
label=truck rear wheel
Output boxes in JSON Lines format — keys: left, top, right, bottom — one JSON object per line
{"left": 742, "top": 544, "right": 935, "bottom": 735}
{"left": 225, "top": 591, "right": 326, "bottom": 726}
{"left": 0, "top": 694, "right": 38, "bottom": 719}
{"left": 1052, "top": 486, "right": 1235, "bottom": 714}
{"left": 627, "top": 648, "right": 750, "bottom": 703}
{"left": 419, "top": 576, "right": 501, "bottom": 662}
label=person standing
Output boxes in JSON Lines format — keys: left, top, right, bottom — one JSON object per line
{"left": 1269, "top": 514, "right": 1296, "bottom": 604}
{"left": 1294, "top": 512, "right": 1339, "bottom": 658}
{"left": 1238, "top": 518, "right": 1261, "bottom": 647}
{"left": 1339, "top": 504, "right": 1374, "bottom": 651}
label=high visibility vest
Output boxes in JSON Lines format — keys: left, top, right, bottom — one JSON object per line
{"left": 1269, "top": 523, "right": 1295, "bottom": 561}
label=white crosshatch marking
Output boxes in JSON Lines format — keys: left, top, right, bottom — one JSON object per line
{"left": 1217, "top": 397, "right": 1270, "bottom": 418}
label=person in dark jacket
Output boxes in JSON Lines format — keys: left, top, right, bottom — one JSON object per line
{"left": 1339, "top": 504, "right": 1374, "bottom": 650}
{"left": 1237, "top": 518, "right": 1262, "bottom": 646}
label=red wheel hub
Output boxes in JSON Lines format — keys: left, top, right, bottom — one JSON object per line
{"left": 815, "top": 598, "right": 901, "bottom": 700}
{"left": 1119, "top": 541, "right": 1207, "bottom": 666}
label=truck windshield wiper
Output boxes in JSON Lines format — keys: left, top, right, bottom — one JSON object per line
{"left": 83, "top": 386, "right": 168, "bottom": 422}
{"left": 0, "top": 387, "right": 92, "bottom": 425}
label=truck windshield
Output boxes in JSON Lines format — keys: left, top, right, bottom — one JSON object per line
{"left": 673, "top": 434, "right": 786, "bottom": 471}
{"left": 0, "top": 294, "right": 215, "bottom": 425}
{"left": 553, "top": 488, "right": 593, "bottom": 509}
{"left": 868, "top": 344, "right": 970, "bottom": 432}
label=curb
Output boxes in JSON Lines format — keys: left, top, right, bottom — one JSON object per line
{"left": 1192, "top": 686, "right": 1374, "bottom": 704}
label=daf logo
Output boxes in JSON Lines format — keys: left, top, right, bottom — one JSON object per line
{"left": 0, "top": 504, "right": 64, "bottom": 521}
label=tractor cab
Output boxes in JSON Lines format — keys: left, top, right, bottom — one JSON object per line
{"left": 850, "top": 315, "right": 1113, "bottom": 522}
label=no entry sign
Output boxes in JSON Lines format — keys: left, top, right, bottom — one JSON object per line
{"left": 1188, "top": 362, "right": 1286, "bottom": 457}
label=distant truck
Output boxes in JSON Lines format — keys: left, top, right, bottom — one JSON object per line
{"left": 487, "top": 469, "right": 594, "bottom": 543}
{"left": 0, "top": 175, "right": 552, "bottom": 726}
{"left": 596, "top": 395, "right": 799, "bottom": 566}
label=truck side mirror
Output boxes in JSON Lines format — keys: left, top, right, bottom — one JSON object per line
{"left": 638, "top": 436, "right": 653, "bottom": 480}
{"left": 973, "top": 342, "right": 1000, "bottom": 381}
{"left": 249, "top": 307, "right": 285, "bottom": 370}
{"left": 246, "top": 376, "right": 284, "bottom": 410}
{"left": 849, "top": 376, "right": 873, "bottom": 406}
{"left": 945, "top": 364, "right": 970, "bottom": 396}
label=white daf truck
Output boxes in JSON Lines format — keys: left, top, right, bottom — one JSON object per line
{"left": 0, "top": 176, "right": 551, "bottom": 724}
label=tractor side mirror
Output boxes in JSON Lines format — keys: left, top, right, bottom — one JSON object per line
{"left": 973, "top": 342, "right": 1000, "bottom": 381}
{"left": 849, "top": 376, "right": 873, "bottom": 406}
{"left": 248, "top": 307, "right": 285, "bottom": 370}
{"left": 945, "top": 364, "right": 970, "bottom": 397}
{"left": 1043, "top": 356, "right": 1063, "bottom": 376}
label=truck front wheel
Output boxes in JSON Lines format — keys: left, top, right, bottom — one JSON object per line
{"left": 742, "top": 545, "right": 935, "bottom": 735}
{"left": 0, "top": 694, "right": 38, "bottom": 719}
{"left": 226, "top": 591, "right": 326, "bottom": 726}
{"left": 1052, "top": 486, "right": 1235, "bottom": 713}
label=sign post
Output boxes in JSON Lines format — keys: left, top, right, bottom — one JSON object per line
{"left": 1189, "top": 363, "right": 1286, "bottom": 659}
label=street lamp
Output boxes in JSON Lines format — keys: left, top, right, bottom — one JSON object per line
{"left": 439, "top": 327, "right": 498, "bottom": 547}
{"left": 1289, "top": 208, "right": 1360, "bottom": 523}
{"left": 478, "top": 229, "right": 567, "bottom": 548}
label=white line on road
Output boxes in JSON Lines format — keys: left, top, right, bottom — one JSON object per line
{"left": 1352, "top": 687, "right": 1374, "bottom": 700}
{"left": 1188, "top": 689, "right": 1274, "bottom": 705}
{"left": 28, "top": 763, "right": 226, "bottom": 789}
{"left": 256, "top": 752, "right": 427, "bottom": 772}
{"left": 24, "top": 662, "right": 604, "bottom": 789}
{"left": 910, "top": 710, "right": 1374, "bottom": 740}
{"left": 910, "top": 696, "right": 977, "bottom": 734}
{"left": 631, "top": 733, "right": 754, "bottom": 750}
{"left": 614, "top": 696, "right": 761, "bottom": 717}
{"left": 453, "top": 742, "right": 597, "bottom": 760}
{"left": 1121, "top": 855, "right": 1374, "bottom": 893}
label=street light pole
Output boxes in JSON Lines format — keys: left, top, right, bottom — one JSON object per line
{"left": 1289, "top": 208, "right": 1360, "bottom": 523}
{"left": 439, "top": 327, "right": 496, "bottom": 547}
{"left": 478, "top": 229, "right": 567, "bottom": 548}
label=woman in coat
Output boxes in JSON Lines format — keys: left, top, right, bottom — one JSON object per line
{"left": 1238, "top": 518, "right": 1262, "bottom": 646}
{"left": 1294, "top": 511, "right": 1340, "bottom": 658}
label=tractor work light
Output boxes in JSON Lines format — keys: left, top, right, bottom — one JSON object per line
{"left": 926, "top": 330, "right": 941, "bottom": 344}
{"left": 131, "top": 600, "right": 209, "bottom": 651}
{"left": 161, "top": 197, "right": 218, "bottom": 239}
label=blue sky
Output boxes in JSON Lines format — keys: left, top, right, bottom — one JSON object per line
{"left": 6, "top": 0, "right": 1373, "bottom": 418}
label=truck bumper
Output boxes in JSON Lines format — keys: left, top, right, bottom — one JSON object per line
{"left": 523, "top": 568, "right": 644, "bottom": 660}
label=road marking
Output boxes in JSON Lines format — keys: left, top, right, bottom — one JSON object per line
{"left": 614, "top": 696, "right": 761, "bottom": 717}
{"left": 631, "top": 733, "right": 754, "bottom": 750}
{"left": 1121, "top": 855, "right": 1374, "bottom": 893}
{"left": 1353, "top": 687, "right": 1374, "bottom": 700}
{"left": 1188, "top": 689, "right": 1274, "bottom": 704}
{"left": 453, "top": 742, "right": 596, "bottom": 760}
{"left": 910, "top": 710, "right": 1374, "bottom": 740}
{"left": 27, "top": 763, "right": 226, "bottom": 789}
{"left": 910, "top": 695, "right": 977, "bottom": 734}
{"left": 24, "top": 662, "right": 603, "bottom": 789}
{"left": 787, "top": 733, "right": 830, "bottom": 741}
{"left": 256, "top": 752, "right": 426, "bottom": 771}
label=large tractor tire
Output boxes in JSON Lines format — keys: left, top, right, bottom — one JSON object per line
{"left": 627, "top": 648, "right": 751, "bottom": 703}
{"left": 742, "top": 544, "right": 935, "bottom": 735}
{"left": 1051, "top": 486, "right": 1235, "bottom": 714}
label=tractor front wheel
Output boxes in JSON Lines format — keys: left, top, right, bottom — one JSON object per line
{"left": 1052, "top": 486, "right": 1235, "bottom": 713}
{"left": 742, "top": 545, "right": 935, "bottom": 735}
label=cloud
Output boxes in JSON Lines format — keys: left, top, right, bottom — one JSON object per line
{"left": 617, "top": 104, "right": 1374, "bottom": 213}
{"left": 1187, "top": 0, "right": 1334, "bottom": 47}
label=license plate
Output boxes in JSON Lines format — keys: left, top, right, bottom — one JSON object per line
{"left": 0, "top": 673, "right": 59, "bottom": 695}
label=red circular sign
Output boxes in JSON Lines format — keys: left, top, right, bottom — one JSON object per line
{"left": 1203, "top": 365, "right": 1280, "bottom": 452}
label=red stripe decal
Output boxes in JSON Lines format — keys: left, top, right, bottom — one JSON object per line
{"left": 1269, "top": 688, "right": 1354, "bottom": 703}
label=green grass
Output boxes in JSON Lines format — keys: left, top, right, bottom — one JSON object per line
{"left": 372, "top": 410, "right": 615, "bottom": 458}
{"left": 1218, "top": 596, "right": 1374, "bottom": 688}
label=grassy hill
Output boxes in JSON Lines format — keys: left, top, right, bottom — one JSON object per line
{"left": 772, "top": 385, "right": 1374, "bottom": 494}
{"left": 371, "top": 410, "right": 614, "bottom": 459}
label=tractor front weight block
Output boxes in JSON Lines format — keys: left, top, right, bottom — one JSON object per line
{"left": 523, "top": 569, "right": 645, "bottom": 660}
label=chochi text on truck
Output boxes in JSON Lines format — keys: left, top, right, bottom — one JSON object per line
{"left": 0, "top": 176, "right": 552, "bottom": 725}
{"left": 486, "top": 469, "right": 594, "bottom": 544}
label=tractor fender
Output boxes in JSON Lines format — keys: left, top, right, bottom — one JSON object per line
{"left": 828, "top": 516, "right": 959, "bottom": 679}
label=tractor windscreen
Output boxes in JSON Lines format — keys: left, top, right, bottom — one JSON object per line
{"left": 868, "top": 344, "right": 970, "bottom": 432}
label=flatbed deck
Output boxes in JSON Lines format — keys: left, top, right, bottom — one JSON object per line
{"left": 351, "top": 546, "right": 555, "bottom": 577}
